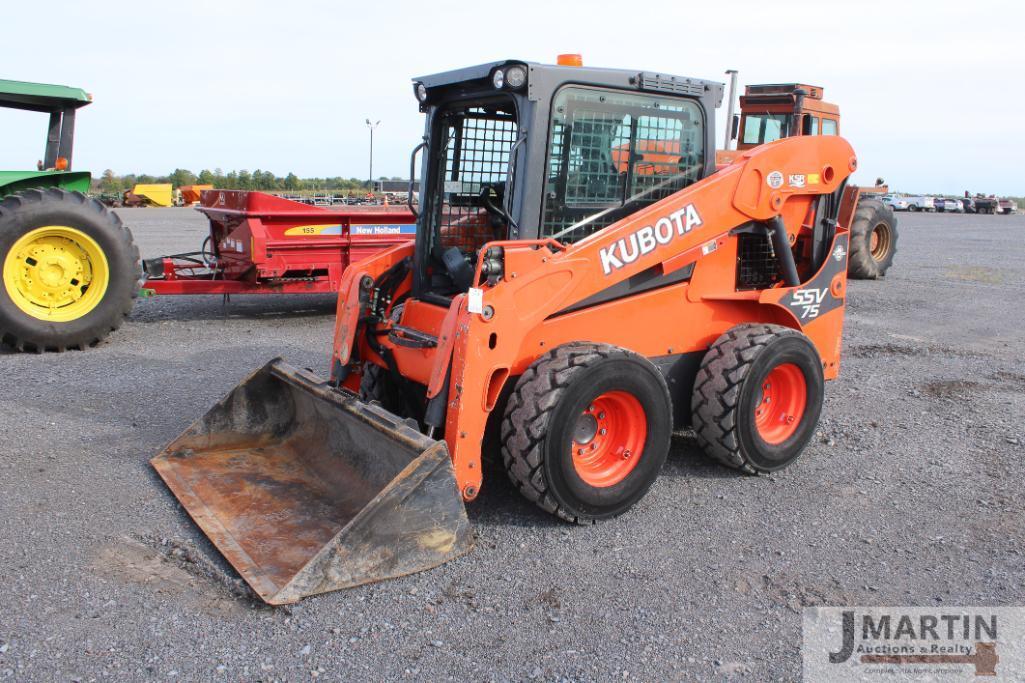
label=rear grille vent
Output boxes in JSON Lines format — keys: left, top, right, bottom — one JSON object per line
{"left": 636, "top": 73, "right": 706, "bottom": 97}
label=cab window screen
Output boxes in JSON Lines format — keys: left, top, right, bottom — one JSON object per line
{"left": 821, "top": 118, "right": 838, "bottom": 135}
{"left": 542, "top": 87, "right": 704, "bottom": 244}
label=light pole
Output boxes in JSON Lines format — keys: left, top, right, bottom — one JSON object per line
{"left": 365, "top": 119, "right": 380, "bottom": 191}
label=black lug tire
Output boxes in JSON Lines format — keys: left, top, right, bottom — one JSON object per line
{"left": 359, "top": 361, "right": 398, "bottom": 410}
{"left": 847, "top": 197, "right": 898, "bottom": 280}
{"left": 358, "top": 360, "right": 426, "bottom": 420}
{"left": 0, "top": 189, "right": 140, "bottom": 351}
{"left": 691, "top": 324, "right": 824, "bottom": 475}
{"left": 501, "top": 342, "right": 672, "bottom": 524}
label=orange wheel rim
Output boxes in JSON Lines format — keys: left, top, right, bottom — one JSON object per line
{"left": 571, "top": 391, "right": 646, "bottom": 487}
{"left": 869, "top": 223, "right": 890, "bottom": 261}
{"left": 754, "top": 363, "right": 807, "bottom": 444}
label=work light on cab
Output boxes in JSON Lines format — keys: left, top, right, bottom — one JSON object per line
{"left": 505, "top": 65, "right": 527, "bottom": 89}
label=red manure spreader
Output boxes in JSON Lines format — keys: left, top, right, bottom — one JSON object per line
{"left": 1, "top": 188, "right": 415, "bottom": 351}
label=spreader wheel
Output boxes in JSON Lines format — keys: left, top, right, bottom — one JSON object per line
{"left": 501, "top": 342, "right": 672, "bottom": 523}
{"left": 0, "top": 189, "right": 140, "bottom": 351}
{"left": 691, "top": 324, "right": 823, "bottom": 474}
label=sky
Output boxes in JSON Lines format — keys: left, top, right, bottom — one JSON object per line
{"left": 2, "top": 0, "right": 1022, "bottom": 196}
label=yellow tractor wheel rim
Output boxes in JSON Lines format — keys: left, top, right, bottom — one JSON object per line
{"left": 3, "top": 226, "right": 110, "bottom": 323}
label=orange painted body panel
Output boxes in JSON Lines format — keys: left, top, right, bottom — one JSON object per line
{"left": 388, "top": 300, "right": 449, "bottom": 387}
{"left": 329, "top": 135, "right": 858, "bottom": 500}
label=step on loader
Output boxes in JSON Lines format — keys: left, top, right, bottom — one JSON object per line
{"left": 153, "top": 56, "right": 865, "bottom": 604}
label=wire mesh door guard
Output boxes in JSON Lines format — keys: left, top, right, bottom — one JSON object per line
{"left": 432, "top": 105, "right": 519, "bottom": 254}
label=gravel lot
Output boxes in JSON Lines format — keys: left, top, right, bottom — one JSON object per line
{"left": 2, "top": 207, "right": 1023, "bottom": 681}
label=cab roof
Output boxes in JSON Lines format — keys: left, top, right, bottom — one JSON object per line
{"left": 0, "top": 79, "right": 92, "bottom": 113}
{"left": 414, "top": 60, "right": 723, "bottom": 104}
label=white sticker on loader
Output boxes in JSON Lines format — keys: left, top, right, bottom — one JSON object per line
{"left": 788, "top": 174, "right": 806, "bottom": 188}
{"left": 767, "top": 171, "right": 785, "bottom": 189}
{"left": 467, "top": 287, "right": 484, "bottom": 314}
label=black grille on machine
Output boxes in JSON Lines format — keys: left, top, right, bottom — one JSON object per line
{"left": 736, "top": 233, "right": 781, "bottom": 290}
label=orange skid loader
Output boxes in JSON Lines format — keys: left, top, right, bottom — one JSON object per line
{"left": 153, "top": 58, "right": 863, "bottom": 604}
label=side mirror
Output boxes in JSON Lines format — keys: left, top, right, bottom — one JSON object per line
{"left": 731, "top": 114, "right": 740, "bottom": 141}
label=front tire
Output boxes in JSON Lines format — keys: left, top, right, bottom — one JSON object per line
{"left": 0, "top": 189, "right": 140, "bottom": 351}
{"left": 691, "top": 324, "right": 823, "bottom": 475}
{"left": 501, "top": 342, "right": 672, "bottom": 523}
{"left": 847, "top": 197, "right": 898, "bottom": 279}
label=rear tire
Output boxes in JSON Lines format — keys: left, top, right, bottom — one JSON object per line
{"left": 0, "top": 189, "right": 140, "bottom": 351}
{"left": 691, "top": 324, "right": 823, "bottom": 475}
{"left": 847, "top": 197, "right": 897, "bottom": 280}
{"left": 501, "top": 342, "right": 672, "bottom": 523}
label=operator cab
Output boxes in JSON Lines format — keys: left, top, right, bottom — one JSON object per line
{"left": 735, "top": 83, "right": 840, "bottom": 150}
{"left": 409, "top": 59, "right": 723, "bottom": 301}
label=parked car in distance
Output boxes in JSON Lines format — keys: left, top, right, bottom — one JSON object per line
{"left": 904, "top": 196, "right": 935, "bottom": 212}
{"left": 882, "top": 194, "right": 909, "bottom": 211}
{"left": 997, "top": 199, "right": 1018, "bottom": 215}
{"left": 932, "top": 198, "right": 962, "bottom": 213}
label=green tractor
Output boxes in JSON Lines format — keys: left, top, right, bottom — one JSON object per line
{"left": 0, "top": 79, "right": 139, "bottom": 351}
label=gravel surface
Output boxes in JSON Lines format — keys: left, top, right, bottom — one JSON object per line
{"left": 2, "top": 207, "right": 1023, "bottom": 681}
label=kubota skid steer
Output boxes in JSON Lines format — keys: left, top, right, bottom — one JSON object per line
{"left": 153, "top": 57, "right": 863, "bottom": 604}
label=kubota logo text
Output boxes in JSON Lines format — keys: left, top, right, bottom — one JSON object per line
{"left": 599, "top": 204, "right": 703, "bottom": 275}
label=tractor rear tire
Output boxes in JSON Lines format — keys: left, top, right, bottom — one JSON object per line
{"left": 847, "top": 198, "right": 897, "bottom": 280}
{"left": 501, "top": 342, "right": 672, "bottom": 524}
{"left": 0, "top": 189, "right": 140, "bottom": 351}
{"left": 691, "top": 324, "right": 823, "bottom": 475}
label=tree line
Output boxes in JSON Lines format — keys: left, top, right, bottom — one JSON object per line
{"left": 93, "top": 169, "right": 406, "bottom": 194}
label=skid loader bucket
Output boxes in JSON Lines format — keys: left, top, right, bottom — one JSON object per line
{"left": 151, "top": 359, "right": 471, "bottom": 605}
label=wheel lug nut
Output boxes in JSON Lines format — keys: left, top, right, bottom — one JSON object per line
{"left": 600, "top": 428, "right": 607, "bottom": 436}
{"left": 590, "top": 443, "right": 597, "bottom": 450}
{"left": 588, "top": 404, "right": 596, "bottom": 412}
{"left": 598, "top": 412, "right": 606, "bottom": 420}
{"left": 622, "top": 449, "right": 632, "bottom": 459}
{"left": 577, "top": 448, "right": 584, "bottom": 455}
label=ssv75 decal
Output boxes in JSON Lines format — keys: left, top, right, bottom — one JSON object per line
{"left": 778, "top": 233, "right": 849, "bottom": 324}
{"left": 791, "top": 287, "right": 829, "bottom": 319}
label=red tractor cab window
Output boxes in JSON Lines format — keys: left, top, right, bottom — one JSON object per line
{"left": 741, "top": 113, "right": 790, "bottom": 145}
